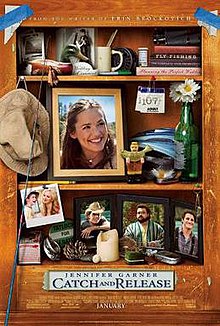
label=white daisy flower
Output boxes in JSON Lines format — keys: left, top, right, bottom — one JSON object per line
{"left": 169, "top": 79, "right": 200, "bottom": 103}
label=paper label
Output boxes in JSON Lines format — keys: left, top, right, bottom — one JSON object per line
{"left": 43, "top": 270, "right": 175, "bottom": 291}
{"left": 135, "top": 87, "right": 165, "bottom": 113}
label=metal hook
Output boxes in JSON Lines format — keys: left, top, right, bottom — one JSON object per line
{"left": 16, "top": 76, "right": 28, "bottom": 90}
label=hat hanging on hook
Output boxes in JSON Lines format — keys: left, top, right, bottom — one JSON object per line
{"left": 0, "top": 89, "right": 50, "bottom": 176}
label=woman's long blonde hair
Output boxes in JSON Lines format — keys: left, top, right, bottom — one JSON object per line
{"left": 40, "top": 188, "right": 60, "bottom": 216}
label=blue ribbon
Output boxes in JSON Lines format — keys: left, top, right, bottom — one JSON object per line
{"left": 194, "top": 7, "right": 220, "bottom": 29}
{"left": 0, "top": 4, "right": 33, "bottom": 31}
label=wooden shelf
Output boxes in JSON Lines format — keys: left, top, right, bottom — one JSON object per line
{"left": 18, "top": 180, "right": 203, "bottom": 191}
{"left": 18, "top": 257, "right": 201, "bottom": 269}
{"left": 19, "top": 75, "right": 203, "bottom": 82}
{"left": 1, "top": 2, "right": 220, "bottom": 323}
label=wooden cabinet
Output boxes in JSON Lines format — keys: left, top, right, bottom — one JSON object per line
{"left": 0, "top": 1, "right": 220, "bottom": 325}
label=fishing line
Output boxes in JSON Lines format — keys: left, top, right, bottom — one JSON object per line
{"left": 4, "top": 74, "right": 44, "bottom": 326}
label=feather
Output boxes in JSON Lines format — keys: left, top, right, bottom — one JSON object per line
{"left": 30, "top": 59, "right": 72, "bottom": 75}
{"left": 174, "top": 141, "right": 185, "bottom": 170}
{"left": 151, "top": 168, "right": 182, "bottom": 184}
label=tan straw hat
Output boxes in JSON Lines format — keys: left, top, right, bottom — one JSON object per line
{"left": 0, "top": 89, "right": 50, "bottom": 176}
{"left": 86, "top": 202, "right": 105, "bottom": 214}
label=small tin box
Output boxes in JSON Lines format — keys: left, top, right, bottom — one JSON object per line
{"left": 154, "top": 250, "right": 181, "bottom": 265}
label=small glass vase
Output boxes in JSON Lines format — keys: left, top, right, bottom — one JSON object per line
{"left": 174, "top": 102, "right": 199, "bottom": 182}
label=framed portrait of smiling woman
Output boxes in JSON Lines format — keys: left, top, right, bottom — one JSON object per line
{"left": 49, "top": 87, "right": 125, "bottom": 181}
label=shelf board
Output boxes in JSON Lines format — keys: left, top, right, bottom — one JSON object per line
{"left": 18, "top": 257, "right": 201, "bottom": 269}
{"left": 19, "top": 75, "right": 203, "bottom": 82}
{"left": 18, "top": 181, "right": 203, "bottom": 191}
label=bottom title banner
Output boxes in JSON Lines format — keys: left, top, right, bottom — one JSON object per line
{"left": 43, "top": 270, "right": 175, "bottom": 291}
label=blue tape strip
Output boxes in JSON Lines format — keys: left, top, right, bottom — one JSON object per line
{"left": 0, "top": 4, "right": 33, "bottom": 31}
{"left": 194, "top": 7, "right": 220, "bottom": 29}
{"left": 138, "top": 87, "right": 165, "bottom": 93}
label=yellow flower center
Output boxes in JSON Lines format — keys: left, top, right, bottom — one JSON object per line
{"left": 184, "top": 85, "right": 192, "bottom": 93}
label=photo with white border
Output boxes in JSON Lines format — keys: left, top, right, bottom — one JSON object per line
{"left": 20, "top": 184, "right": 64, "bottom": 228}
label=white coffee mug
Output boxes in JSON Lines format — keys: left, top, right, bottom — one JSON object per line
{"left": 96, "top": 46, "right": 123, "bottom": 72}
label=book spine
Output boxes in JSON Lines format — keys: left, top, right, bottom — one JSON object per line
{"left": 136, "top": 66, "right": 201, "bottom": 76}
{"left": 153, "top": 45, "right": 200, "bottom": 54}
{"left": 150, "top": 61, "right": 200, "bottom": 67}
{"left": 150, "top": 53, "right": 200, "bottom": 60}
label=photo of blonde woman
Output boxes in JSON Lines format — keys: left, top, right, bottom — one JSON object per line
{"left": 20, "top": 184, "right": 64, "bottom": 228}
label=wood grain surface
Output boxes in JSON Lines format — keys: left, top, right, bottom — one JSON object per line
{"left": 0, "top": 1, "right": 220, "bottom": 324}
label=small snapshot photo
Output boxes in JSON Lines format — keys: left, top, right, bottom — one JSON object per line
{"left": 55, "top": 27, "right": 95, "bottom": 65}
{"left": 20, "top": 184, "right": 64, "bottom": 228}
{"left": 75, "top": 195, "right": 114, "bottom": 249}
{"left": 18, "top": 29, "right": 45, "bottom": 64}
{"left": 118, "top": 194, "right": 170, "bottom": 250}
{"left": 172, "top": 200, "right": 202, "bottom": 262}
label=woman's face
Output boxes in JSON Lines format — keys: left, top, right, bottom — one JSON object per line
{"left": 42, "top": 190, "right": 53, "bottom": 204}
{"left": 70, "top": 108, "right": 108, "bottom": 156}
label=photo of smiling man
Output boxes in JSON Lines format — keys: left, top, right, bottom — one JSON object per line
{"left": 174, "top": 211, "right": 198, "bottom": 257}
{"left": 123, "top": 203, "right": 164, "bottom": 249}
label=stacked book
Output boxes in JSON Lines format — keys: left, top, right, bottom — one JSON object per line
{"left": 136, "top": 28, "right": 201, "bottom": 76}
{"left": 149, "top": 45, "right": 201, "bottom": 68}
{"left": 136, "top": 66, "right": 201, "bottom": 76}
{"left": 150, "top": 46, "right": 201, "bottom": 68}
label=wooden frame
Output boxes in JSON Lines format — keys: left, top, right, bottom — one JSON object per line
{"left": 50, "top": 87, "right": 125, "bottom": 181}
{"left": 170, "top": 199, "right": 203, "bottom": 264}
{"left": 117, "top": 194, "right": 170, "bottom": 250}
{"left": 74, "top": 194, "right": 115, "bottom": 249}
{"left": 2, "top": 1, "right": 220, "bottom": 324}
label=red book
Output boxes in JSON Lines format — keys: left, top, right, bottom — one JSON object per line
{"left": 150, "top": 53, "right": 201, "bottom": 61}
{"left": 153, "top": 45, "right": 200, "bottom": 54}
